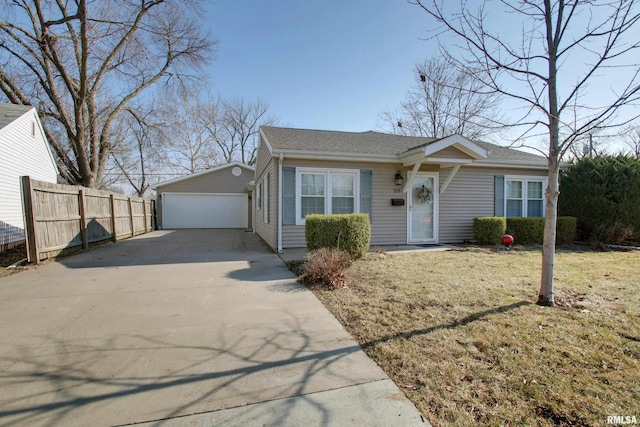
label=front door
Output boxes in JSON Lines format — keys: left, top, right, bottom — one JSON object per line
{"left": 408, "top": 173, "right": 438, "bottom": 243}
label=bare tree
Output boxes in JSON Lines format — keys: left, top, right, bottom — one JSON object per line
{"left": 110, "top": 107, "right": 165, "bottom": 197}
{"left": 0, "top": 0, "right": 215, "bottom": 187}
{"left": 158, "top": 94, "right": 220, "bottom": 174}
{"left": 379, "top": 57, "right": 502, "bottom": 140}
{"left": 412, "top": 0, "right": 640, "bottom": 306}
{"left": 624, "top": 126, "right": 640, "bottom": 157}
{"left": 209, "top": 98, "right": 278, "bottom": 165}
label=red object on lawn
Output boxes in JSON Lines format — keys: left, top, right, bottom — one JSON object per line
{"left": 502, "top": 234, "right": 514, "bottom": 248}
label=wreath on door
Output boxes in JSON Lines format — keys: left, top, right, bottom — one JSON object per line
{"left": 415, "top": 184, "right": 432, "bottom": 203}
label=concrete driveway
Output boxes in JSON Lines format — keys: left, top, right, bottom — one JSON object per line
{"left": 0, "top": 230, "right": 426, "bottom": 426}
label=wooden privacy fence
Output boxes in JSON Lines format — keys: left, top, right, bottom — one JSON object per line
{"left": 21, "top": 176, "right": 155, "bottom": 263}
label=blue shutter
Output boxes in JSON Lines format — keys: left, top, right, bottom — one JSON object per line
{"left": 360, "top": 170, "right": 372, "bottom": 221}
{"left": 494, "top": 175, "right": 505, "bottom": 217}
{"left": 282, "top": 167, "right": 296, "bottom": 225}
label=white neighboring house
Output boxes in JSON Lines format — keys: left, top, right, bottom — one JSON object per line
{"left": 0, "top": 104, "right": 59, "bottom": 251}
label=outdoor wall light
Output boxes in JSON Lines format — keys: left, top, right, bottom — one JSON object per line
{"left": 395, "top": 171, "right": 404, "bottom": 186}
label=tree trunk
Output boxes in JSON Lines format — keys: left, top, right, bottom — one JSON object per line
{"left": 538, "top": 157, "right": 560, "bottom": 306}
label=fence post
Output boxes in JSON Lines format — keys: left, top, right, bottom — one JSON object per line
{"left": 142, "top": 199, "right": 148, "bottom": 232}
{"left": 128, "top": 198, "right": 134, "bottom": 237}
{"left": 110, "top": 194, "right": 117, "bottom": 242}
{"left": 79, "top": 189, "right": 88, "bottom": 250}
{"left": 20, "top": 176, "right": 39, "bottom": 264}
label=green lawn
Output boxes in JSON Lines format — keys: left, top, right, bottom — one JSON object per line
{"left": 305, "top": 247, "right": 640, "bottom": 426}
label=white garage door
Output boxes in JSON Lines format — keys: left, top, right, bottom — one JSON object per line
{"left": 163, "top": 193, "right": 248, "bottom": 229}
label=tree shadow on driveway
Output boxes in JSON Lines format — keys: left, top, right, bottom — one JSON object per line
{"left": 0, "top": 311, "right": 374, "bottom": 427}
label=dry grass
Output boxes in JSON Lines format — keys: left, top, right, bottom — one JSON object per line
{"left": 306, "top": 247, "right": 640, "bottom": 426}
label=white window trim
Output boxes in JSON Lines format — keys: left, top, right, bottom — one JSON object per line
{"left": 295, "top": 167, "right": 360, "bottom": 225}
{"left": 504, "top": 175, "right": 547, "bottom": 218}
{"left": 256, "top": 180, "right": 262, "bottom": 211}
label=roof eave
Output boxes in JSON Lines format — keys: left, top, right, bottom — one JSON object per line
{"left": 272, "top": 148, "right": 397, "bottom": 163}
{"left": 469, "top": 160, "right": 549, "bottom": 170}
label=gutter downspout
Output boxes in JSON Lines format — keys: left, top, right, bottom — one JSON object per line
{"left": 277, "top": 153, "right": 284, "bottom": 253}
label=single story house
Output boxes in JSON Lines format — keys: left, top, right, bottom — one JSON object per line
{"left": 0, "top": 103, "right": 59, "bottom": 251}
{"left": 155, "top": 162, "right": 255, "bottom": 229}
{"left": 253, "top": 126, "right": 549, "bottom": 252}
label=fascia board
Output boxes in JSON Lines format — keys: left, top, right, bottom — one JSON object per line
{"left": 272, "top": 149, "right": 397, "bottom": 163}
{"left": 259, "top": 128, "right": 274, "bottom": 155}
{"left": 423, "top": 134, "right": 487, "bottom": 159}
{"left": 468, "top": 160, "right": 549, "bottom": 170}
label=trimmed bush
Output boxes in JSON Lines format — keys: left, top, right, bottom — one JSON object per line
{"left": 556, "top": 216, "right": 577, "bottom": 245}
{"left": 305, "top": 213, "right": 371, "bottom": 259}
{"left": 506, "top": 217, "right": 545, "bottom": 245}
{"left": 473, "top": 217, "right": 506, "bottom": 245}
{"left": 301, "top": 248, "right": 352, "bottom": 290}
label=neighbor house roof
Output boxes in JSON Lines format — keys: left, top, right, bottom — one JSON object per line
{"left": 153, "top": 161, "right": 255, "bottom": 189}
{"left": 260, "top": 126, "right": 547, "bottom": 165}
{"left": 0, "top": 104, "right": 35, "bottom": 131}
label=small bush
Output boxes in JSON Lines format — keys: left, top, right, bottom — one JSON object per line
{"left": 473, "top": 217, "right": 506, "bottom": 245}
{"left": 556, "top": 216, "right": 577, "bottom": 245}
{"left": 506, "top": 217, "right": 545, "bottom": 244}
{"left": 305, "top": 214, "right": 371, "bottom": 259}
{"left": 301, "top": 248, "right": 352, "bottom": 290}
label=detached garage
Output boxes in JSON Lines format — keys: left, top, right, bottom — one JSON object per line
{"left": 155, "top": 162, "right": 254, "bottom": 229}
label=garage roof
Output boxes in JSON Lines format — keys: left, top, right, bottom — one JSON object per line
{"left": 154, "top": 162, "right": 255, "bottom": 189}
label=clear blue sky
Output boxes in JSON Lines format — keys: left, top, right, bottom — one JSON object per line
{"left": 203, "top": 1, "right": 637, "bottom": 152}
{"left": 205, "top": 0, "right": 437, "bottom": 132}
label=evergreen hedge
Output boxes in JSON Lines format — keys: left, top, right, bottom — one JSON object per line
{"left": 506, "top": 218, "right": 545, "bottom": 245}
{"left": 473, "top": 216, "right": 576, "bottom": 245}
{"left": 305, "top": 213, "right": 371, "bottom": 259}
{"left": 473, "top": 217, "right": 506, "bottom": 245}
{"left": 559, "top": 155, "right": 640, "bottom": 244}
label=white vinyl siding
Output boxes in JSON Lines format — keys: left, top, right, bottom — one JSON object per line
{"left": 505, "top": 177, "right": 546, "bottom": 218}
{"left": 0, "top": 109, "right": 58, "bottom": 247}
{"left": 295, "top": 168, "right": 359, "bottom": 225}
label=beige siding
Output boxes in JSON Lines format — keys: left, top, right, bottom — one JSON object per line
{"left": 254, "top": 158, "right": 278, "bottom": 250}
{"left": 428, "top": 146, "right": 475, "bottom": 160}
{"left": 255, "top": 135, "right": 272, "bottom": 179}
{"left": 439, "top": 166, "right": 548, "bottom": 243}
{"left": 281, "top": 159, "right": 410, "bottom": 248}
{"left": 156, "top": 165, "right": 252, "bottom": 228}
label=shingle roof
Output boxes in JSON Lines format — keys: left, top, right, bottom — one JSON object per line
{"left": 261, "top": 126, "right": 547, "bottom": 164}
{"left": 0, "top": 103, "right": 34, "bottom": 131}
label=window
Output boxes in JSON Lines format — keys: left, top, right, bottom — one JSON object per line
{"left": 264, "top": 173, "right": 271, "bottom": 223}
{"left": 256, "top": 180, "right": 262, "bottom": 210}
{"left": 505, "top": 177, "right": 545, "bottom": 217}
{"left": 296, "top": 168, "right": 359, "bottom": 224}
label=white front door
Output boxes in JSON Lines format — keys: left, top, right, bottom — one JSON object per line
{"left": 408, "top": 173, "right": 438, "bottom": 243}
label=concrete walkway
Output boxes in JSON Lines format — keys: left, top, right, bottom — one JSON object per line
{"left": 0, "top": 230, "right": 427, "bottom": 426}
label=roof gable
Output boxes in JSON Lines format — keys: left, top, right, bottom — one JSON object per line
{"left": 154, "top": 162, "right": 255, "bottom": 189}
{"left": 0, "top": 104, "right": 35, "bottom": 133}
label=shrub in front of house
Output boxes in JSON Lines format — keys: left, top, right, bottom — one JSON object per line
{"left": 473, "top": 217, "right": 506, "bottom": 245}
{"left": 305, "top": 213, "right": 371, "bottom": 259}
{"left": 301, "top": 247, "right": 352, "bottom": 290}
{"left": 559, "top": 155, "right": 640, "bottom": 244}
{"left": 506, "top": 217, "right": 545, "bottom": 244}
{"left": 556, "top": 216, "right": 577, "bottom": 245}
